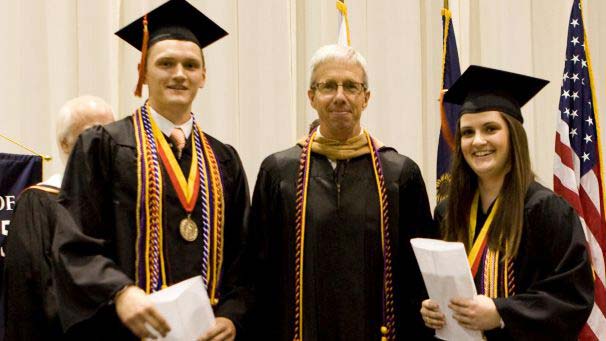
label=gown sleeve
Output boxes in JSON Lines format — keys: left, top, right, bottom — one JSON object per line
{"left": 4, "top": 189, "right": 61, "bottom": 339}
{"left": 213, "top": 145, "right": 252, "bottom": 333}
{"left": 247, "top": 163, "right": 277, "bottom": 285}
{"left": 493, "top": 193, "right": 594, "bottom": 340}
{"left": 397, "top": 158, "right": 438, "bottom": 339}
{"left": 53, "top": 126, "right": 133, "bottom": 332}
{"left": 241, "top": 156, "right": 285, "bottom": 339}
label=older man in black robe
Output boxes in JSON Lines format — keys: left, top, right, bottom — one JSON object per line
{"left": 245, "top": 44, "right": 436, "bottom": 341}
{"left": 3, "top": 95, "right": 114, "bottom": 340}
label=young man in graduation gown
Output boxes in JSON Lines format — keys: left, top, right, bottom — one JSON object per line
{"left": 52, "top": 2, "right": 250, "bottom": 340}
{"left": 3, "top": 96, "right": 114, "bottom": 340}
{"left": 245, "top": 44, "right": 436, "bottom": 341}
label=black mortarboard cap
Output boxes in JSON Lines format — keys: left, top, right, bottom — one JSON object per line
{"left": 115, "top": 0, "right": 228, "bottom": 96}
{"left": 115, "top": 0, "right": 228, "bottom": 51}
{"left": 443, "top": 65, "right": 549, "bottom": 123}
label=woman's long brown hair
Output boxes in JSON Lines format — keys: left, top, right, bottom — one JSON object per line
{"left": 442, "top": 113, "right": 533, "bottom": 257}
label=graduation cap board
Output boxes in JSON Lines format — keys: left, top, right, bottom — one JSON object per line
{"left": 115, "top": 0, "right": 228, "bottom": 96}
{"left": 443, "top": 65, "right": 549, "bottom": 123}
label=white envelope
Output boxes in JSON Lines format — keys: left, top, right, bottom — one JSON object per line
{"left": 148, "top": 275, "right": 215, "bottom": 340}
{"left": 411, "top": 238, "right": 483, "bottom": 341}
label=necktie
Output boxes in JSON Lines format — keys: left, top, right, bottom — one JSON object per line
{"left": 170, "top": 127, "right": 186, "bottom": 159}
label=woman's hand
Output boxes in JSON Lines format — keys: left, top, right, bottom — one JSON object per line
{"left": 420, "top": 299, "right": 446, "bottom": 330}
{"left": 449, "top": 295, "right": 502, "bottom": 331}
{"left": 197, "top": 317, "right": 236, "bottom": 341}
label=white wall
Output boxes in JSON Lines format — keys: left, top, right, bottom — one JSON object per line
{"left": 1, "top": 0, "right": 605, "bottom": 210}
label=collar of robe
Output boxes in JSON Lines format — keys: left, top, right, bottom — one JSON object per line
{"left": 296, "top": 131, "right": 384, "bottom": 160}
{"left": 152, "top": 117, "right": 200, "bottom": 212}
{"left": 24, "top": 184, "right": 60, "bottom": 194}
{"left": 466, "top": 191, "right": 514, "bottom": 298}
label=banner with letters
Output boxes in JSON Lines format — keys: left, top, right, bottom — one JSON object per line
{"left": 0, "top": 153, "right": 42, "bottom": 338}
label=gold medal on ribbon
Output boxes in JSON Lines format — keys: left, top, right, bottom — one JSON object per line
{"left": 151, "top": 118, "right": 201, "bottom": 243}
{"left": 179, "top": 215, "right": 198, "bottom": 242}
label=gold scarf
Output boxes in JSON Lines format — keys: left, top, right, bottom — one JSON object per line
{"left": 296, "top": 131, "right": 384, "bottom": 160}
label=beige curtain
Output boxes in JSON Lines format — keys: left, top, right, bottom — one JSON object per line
{"left": 1, "top": 0, "right": 605, "bottom": 210}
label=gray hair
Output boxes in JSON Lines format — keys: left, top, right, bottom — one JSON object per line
{"left": 56, "top": 95, "right": 115, "bottom": 163}
{"left": 309, "top": 44, "right": 369, "bottom": 88}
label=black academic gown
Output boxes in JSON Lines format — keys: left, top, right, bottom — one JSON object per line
{"left": 245, "top": 145, "right": 437, "bottom": 341}
{"left": 3, "top": 184, "right": 76, "bottom": 341}
{"left": 434, "top": 181, "right": 594, "bottom": 340}
{"left": 53, "top": 117, "right": 250, "bottom": 339}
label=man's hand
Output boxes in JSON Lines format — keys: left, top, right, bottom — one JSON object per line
{"left": 420, "top": 299, "right": 446, "bottom": 330}
{"left": 449, "top": 295, "right": 501, "bottom": 331}
{"left": 197, "top": 317, "right": 236, "bottom": 341}
{"left": 115, "top": 285, "right": 170, "bottom": 339}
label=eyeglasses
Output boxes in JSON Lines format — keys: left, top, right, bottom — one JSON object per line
{"left": 311, "top": 81, "right": 367, "bottom": 95}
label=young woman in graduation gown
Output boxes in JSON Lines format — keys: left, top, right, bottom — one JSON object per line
{"left": 420, "top": 66, "right": 594, "bottom": 340}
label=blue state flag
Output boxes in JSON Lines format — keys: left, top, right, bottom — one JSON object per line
{"left": 436, "top": 7, "right": 461, "bottom": 203}
{"left": 0, "top": 152, "right": 42, "bottom": 340}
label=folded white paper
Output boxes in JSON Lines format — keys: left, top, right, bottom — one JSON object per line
{"left": 148, "top": 275, "right": 215, "bottom": 340}
{"left": 411, "top": 238, "right": 483, "bottom": 341}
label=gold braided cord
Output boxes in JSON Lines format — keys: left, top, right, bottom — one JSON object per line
{"left": 132, "top": 105, "right": 224, "bottom": 296}
{"left": 486, "top": 250, "right": 498, "bottom": 298}
{"left": 199, "top": 127, "right": 225, "bottom": 305}
{"left": 293, "top": 129, "right": 395, "bottom": 340}
{"left": 480, "top": 247, "right": 515, "bottom": 298}
{"left": 365, "top": 131, "right": 396, "bottom": 340}
{"left": 133, "top": 111, "right": 143, "bottom": 289}
{"left": 481, "top": 252, "right": 490, "bottom": 295}
{"left": 468, "top": 193, "right": 514, "bottom": 298}
{"left": 200, "top": 135, "right": 212, "bottom": 286}
{"left": 293, "top": 130, "right": 316, "bottom": 341}
{"left": 136, "top": 106, "right": 167, "bottom": 293}
{"left": 147, "top": 108, "right": 167, "bottom": 291}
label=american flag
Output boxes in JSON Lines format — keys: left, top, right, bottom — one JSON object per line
{"left": 554, "top": 0, "right": 606, "bottom": 339}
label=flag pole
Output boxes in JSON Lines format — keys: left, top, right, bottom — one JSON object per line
{"left": 0, "top": 132, "right": 51, "bottom": 161}
{"left": 444, "top": 0, "right": 449, "bottom": 10}
{"left": 336, "top": 0, "right": 350, "bottom": 47}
